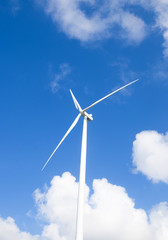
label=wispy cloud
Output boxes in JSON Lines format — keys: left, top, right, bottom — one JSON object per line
{"left": 132, "top": 130, "right": 168, "bottom": 183}
{"left": 37, "top": 0, "right": 146, "bottom": 44}
{"left": 150, "top": 0, "right": 168, "bottom": 58}
{"left": 50, "top": 63, "right": 71, "bottom": 93}
{"left": 110, "top": 59, "right": 138, "bottom": 83}
{"left": 110, "top": 59, "right": 139, "bottom": 97}
{"left": 36, "top": 0, "right": 168, "bottom": 57}
{"left": 10, "top": 0, "right": 20, "bottom": 15}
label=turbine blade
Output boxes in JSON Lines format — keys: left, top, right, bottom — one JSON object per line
{"left": 42, "top": 113, "right": 81, "bottom": 171}
{"left": 83, "top": 79, "right": 139, "bottom": 112}
{"left": 70, "top": 89, "right": 82, "bottom": 112}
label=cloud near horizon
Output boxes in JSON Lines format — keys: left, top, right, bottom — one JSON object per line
{"left": 132, "top": 130, "right": 168, "bottom": 183}
{"left": 37, "top": 0, "right": 168, "bottom": 57}
{"left": 1, "top": 172, "right": 168, "bottom": 240}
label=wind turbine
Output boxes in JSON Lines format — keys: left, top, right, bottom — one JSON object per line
{"left": 42, "top": 79, "right": 139, "bottom": 240}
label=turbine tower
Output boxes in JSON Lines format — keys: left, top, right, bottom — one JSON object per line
{"left": 42, "top": 79, "right": 139, "bottom": 240}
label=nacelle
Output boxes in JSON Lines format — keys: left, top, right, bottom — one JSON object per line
{"left": 81, "top": 111, "right": 93, "bottom": 121}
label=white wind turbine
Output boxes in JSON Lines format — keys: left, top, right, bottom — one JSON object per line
{"left": 42, "top": 79, "right": 139, "bottom": 240}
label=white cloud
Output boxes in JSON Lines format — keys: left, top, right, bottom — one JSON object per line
{"left": 138, "top": 0, "right": 168, "bottom": 57}
{"left": 120, "top": 11, "right": 146, "bottom": 43}
{"left": 1, "top": 172, "right": 168, "bottom": 239}
{"left": 34, "top": 172, "right": 168, "bottom": 240}
{"left": 149, "top": 202, "right": 168, "bottom": 240}
{"left": 36, "top": 0, "right": 168, "bottom": 56}
{"left": 132, "top": 130, "right": 168, "bottom": 183}
{"left": 41, "top": 224, "right": 66, "bottom": 240}
{"left": 38, "top": 0, "right": 146, "bottom": 44}
{"left": 0, "top": 217, "right": 39, "bottom": 240}
{"left": 50, "top": 63, "right": 71, "bottom": 93}
{"left": 84, "top": 178, "right": 151, "bottom": 240}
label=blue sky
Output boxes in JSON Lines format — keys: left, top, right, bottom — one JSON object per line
{"left": 0, "top": 1, "right": 168, "bottom": 239}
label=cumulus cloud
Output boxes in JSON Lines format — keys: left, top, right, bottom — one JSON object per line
{"left": 41, "top": 224, "right": 66, "bottom": 240}
{"left": 50, "top": 63, "right": 71, "bottom": 93}
{"left": 35, "top": 172, "right": 79, "bottom": 239}
{"left": 132, "top": 130, "right": 168, "bottom": 183}
{"left": 33, "top": 172, "right": 168, "bottom": 240}
{"left": 0, "top": 217, "right": 39, "bottom": 240}
{"left": 1, "top": 172, "right": 168, "bottom": 239}
{"left": 36, "top": 0, "right": 168, "bottom": 56}
{"left": 149, "top": 202, "right": 168, "bottom": 240}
